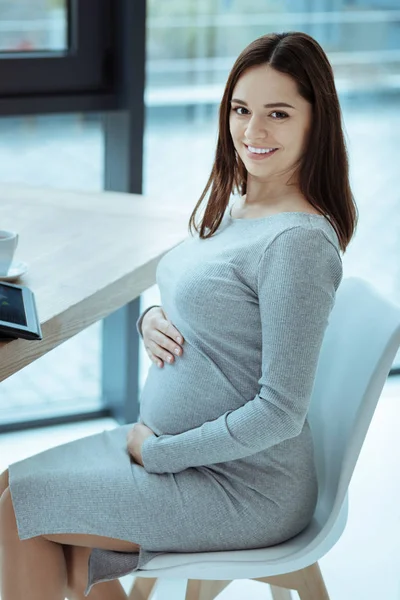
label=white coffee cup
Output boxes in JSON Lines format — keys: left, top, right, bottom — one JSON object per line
{"left": 0, "top": 230, "right": 18, "bottom": 276}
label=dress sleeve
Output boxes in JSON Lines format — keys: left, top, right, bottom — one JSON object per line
{"left": 136, "top": 305, "right": 161, "bottom": 338}
{"left": 141, "top": 227, "right": 342, "bottom": 474}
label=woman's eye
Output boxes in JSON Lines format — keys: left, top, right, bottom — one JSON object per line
{"left": 232, "top": 107, "right": 288, "bottom": 119}
{"left": 271, "top": 111, "right": 288, "bottom": 119}
{"left": 232, "top": 107, "right": 248, "bottom": 115}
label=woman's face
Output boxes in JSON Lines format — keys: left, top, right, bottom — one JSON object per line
{"left": 229, "top": 64, "right": 312, "bottom": 185}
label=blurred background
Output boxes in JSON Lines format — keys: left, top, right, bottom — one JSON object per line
{"left": 0, "top": 3, "right": 400, "bottom": 597}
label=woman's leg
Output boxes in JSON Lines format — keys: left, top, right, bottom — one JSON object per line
{"left": 63, "top": 545, "right": 128, "bottom": 600}
{"left": 0, "top": 473, "right": 128, "bottom": 600}
{"left": 0, "top": 488, "right": 67, "bottom": 600}
{"left": 0, "top": 487, "right": 139, "bottom": 600}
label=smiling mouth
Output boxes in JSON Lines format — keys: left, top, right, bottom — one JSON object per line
{"left": 244, "top": 144, "right": 279, "bottom": 158}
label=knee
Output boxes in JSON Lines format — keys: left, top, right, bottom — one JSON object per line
{"left": 0, "top": 469, "right": 9, "bottom": 498}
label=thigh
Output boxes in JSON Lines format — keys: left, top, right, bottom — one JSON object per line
{"left": 42, "top": 532, "right": 140, "bottom": 552}
{"left": 2, "top": 488, "right": 140, "bottom": 553}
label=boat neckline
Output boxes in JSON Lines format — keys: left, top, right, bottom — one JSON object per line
{"left": 227, "top": 208, "right": 328, "bottom": 223}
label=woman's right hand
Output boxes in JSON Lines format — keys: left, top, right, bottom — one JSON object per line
{"left": 142, "top": 306, "right": 184, "bottom": 368}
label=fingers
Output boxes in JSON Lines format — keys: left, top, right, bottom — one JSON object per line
{"left": 160, "top": 316, "right": 184, "bottom": 345}
{"left": 155, "top": 327, "right": 183, "bottom": 353}
{"left": 148, "top": 338, "right": 182, "bottom": 365}
{"left": 145, "top": 345, "right": 164, "bottom": 368}
{"left": 145, "top": 310, "right": 184, "bottom": 346}
{"left": 142, "top": 310, "right": 185, "bottom": 369}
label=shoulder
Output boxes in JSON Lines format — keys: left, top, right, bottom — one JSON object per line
{"left": 266, "top": 223, "right": 341, "bottom": 258}
{"left": 257, "top": 225, "right": 343, "bottom": 291}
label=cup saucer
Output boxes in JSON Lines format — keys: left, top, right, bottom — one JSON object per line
{"left": 0, "top": 260, "right": 28, "bottom": 282}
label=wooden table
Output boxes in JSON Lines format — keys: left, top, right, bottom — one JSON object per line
{"left": 0, "top": 183, "right": 191, "bottom": 383}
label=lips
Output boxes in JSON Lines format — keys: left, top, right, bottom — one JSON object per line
{"left": 244, "top": 144, "right": 279, "bottom": 160}
{"left": 245, "top": 144, "right": 278, "bottom": 153}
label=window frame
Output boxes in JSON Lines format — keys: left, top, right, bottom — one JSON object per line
{"left": 0, "top": 0, "right": 116, "bottom": 115}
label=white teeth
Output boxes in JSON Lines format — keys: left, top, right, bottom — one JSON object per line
{"left": 247, "top": 145, "right": 276, "bottom": 154}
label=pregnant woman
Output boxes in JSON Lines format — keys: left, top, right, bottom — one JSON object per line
{"left": 0, "top": 31, "right": 357, "bottom": 600}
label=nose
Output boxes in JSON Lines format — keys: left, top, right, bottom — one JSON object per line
{"left": 245, "top": 114, "right": 269, "bottom": 142}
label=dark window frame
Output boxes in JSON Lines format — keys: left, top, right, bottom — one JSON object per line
{"left": 0, "top": 0, "right": 117, "bottom": 115}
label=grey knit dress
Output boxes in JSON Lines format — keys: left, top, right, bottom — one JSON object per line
{"left": 8, "top": 206, "right": 343, "bottom": 596}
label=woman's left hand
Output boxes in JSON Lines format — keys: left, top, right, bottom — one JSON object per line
{"left": 126, "top": 422, "right": 156, "bottom": 467}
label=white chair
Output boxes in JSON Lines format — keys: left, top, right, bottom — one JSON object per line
{"left": 128, "top": 277, "right": 400, "bottom": 600}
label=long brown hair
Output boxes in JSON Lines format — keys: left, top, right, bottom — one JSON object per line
{"left": 188, "top": 31, "right": 358, "bottom": 253}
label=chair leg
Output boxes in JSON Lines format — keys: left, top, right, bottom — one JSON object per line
{"left": 128, "top": 576, "right": 157, "bottom": 600}
{"left": 295, "top": 563, "right": 330, "bottom": 600}
{"left": 270, "top": 584, "right": 293, "bottom": 600}
{"left": 254, "top": 562, "right": 329, "bottom": 600}
{"left": 185, "top": 579, "right": 232, "bottom": 600}
{"left": 254, "top": 561, "right": 329, "bottom": 600}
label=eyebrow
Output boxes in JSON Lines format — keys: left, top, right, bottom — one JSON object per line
{"left": 230, "top": 98, "right": 295, "bottom": 109}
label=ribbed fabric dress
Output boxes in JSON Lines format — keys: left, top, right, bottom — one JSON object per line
{"left": 8, "top": 204, "right": 343, "bottom": 596}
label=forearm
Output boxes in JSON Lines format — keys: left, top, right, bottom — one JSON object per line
{"left": 141, "top": 396, "right": 303, "bottom": 474}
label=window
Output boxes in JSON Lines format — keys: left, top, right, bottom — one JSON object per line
{"left": 0, "top": 0, "right": 113, "bottom": 108}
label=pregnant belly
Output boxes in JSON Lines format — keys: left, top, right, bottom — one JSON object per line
{"left": 139, "top": 349, "right": 247, "bottom": 436}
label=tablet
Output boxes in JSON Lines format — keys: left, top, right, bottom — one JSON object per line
{"left": 0, "top": 281, "right": 42, "bottom": 341}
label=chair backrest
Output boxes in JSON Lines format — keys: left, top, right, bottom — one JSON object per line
{"left": 308, "top": 277, "right": 400, "bottom": 528}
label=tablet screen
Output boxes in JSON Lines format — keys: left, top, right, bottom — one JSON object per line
{"left": 0, "top": 283, "right": 27, "bottom": 326}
